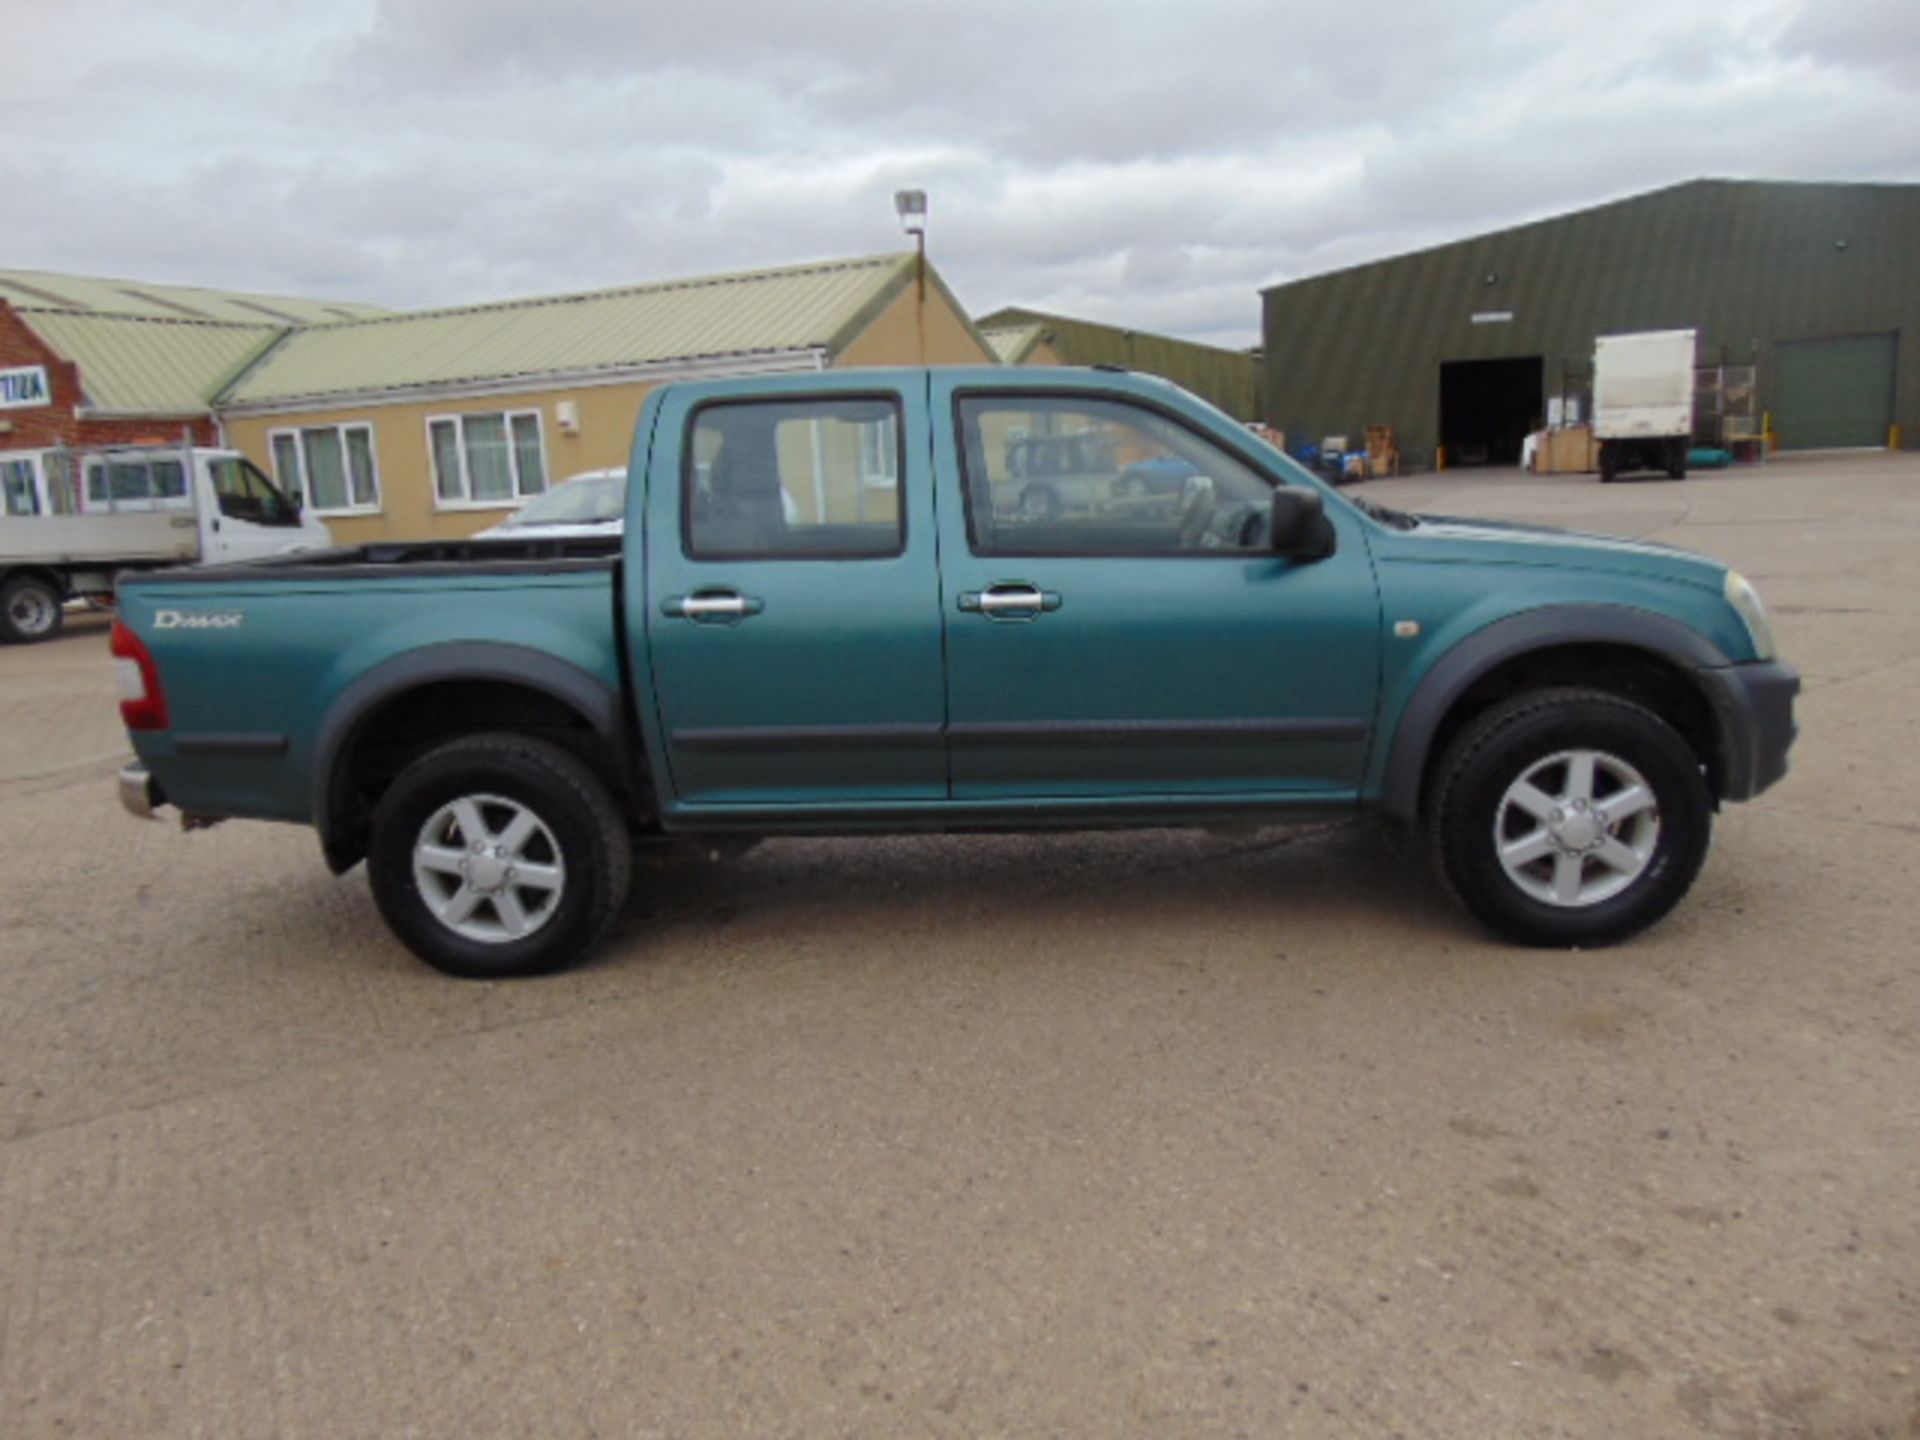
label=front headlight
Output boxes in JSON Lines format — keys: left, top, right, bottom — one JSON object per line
{"left": 1724, "top": 570, "right": 1777, "bottom": 661}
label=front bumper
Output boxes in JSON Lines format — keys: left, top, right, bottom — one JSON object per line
{"left": 1699, "top": 661, "right": 1800, "bottom": 802}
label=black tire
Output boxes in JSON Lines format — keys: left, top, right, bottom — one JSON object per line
{"left": 1, "top": 574, "right": 64, "bottom": 644}
{"left": 1596, "top": 447, "right": 1616, "bottom": 484}
{"left": 1426, "top": 688, "right": 1712, "bottom": 947}
{"left": 1666, "top": 439, "right": 1688, "bottom": 481}
{"left": 367, "top": 733, "right": 631, "bottom": 978}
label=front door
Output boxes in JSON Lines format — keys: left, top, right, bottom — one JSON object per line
{"left": 934, "top": 382, "right": 1382, "bottom": 801}
{"left": 640, "top": 377, "right": 949, "bottom": 809}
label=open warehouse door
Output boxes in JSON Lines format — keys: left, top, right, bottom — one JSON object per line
{"left": 1440, "top": 356, "right": 1544, "bottom": 467}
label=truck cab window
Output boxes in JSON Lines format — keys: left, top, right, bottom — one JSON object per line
{"left": 209, "top": 457, "right": 301, "bottom": 527}
{"left": 685, "top": 397, "right": 903, "bottom": 560}
{"left": 957, "top": 395, "right": 1275, "bottom": 556}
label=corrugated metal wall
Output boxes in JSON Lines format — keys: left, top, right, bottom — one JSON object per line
{"left": 1262, "top": 180, "right": 1920, "bottom": 466}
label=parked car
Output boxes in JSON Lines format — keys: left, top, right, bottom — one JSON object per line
{"left": 476, "top": 468, "right": 626, "bottom": 540}
{"left": 114, "top": 367, "right": 1796, "bottom": 978}
{"left": 478, "top": 465, "right": 798, "bottom": 540}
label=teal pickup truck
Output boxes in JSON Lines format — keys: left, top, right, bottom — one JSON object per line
{"left": 114, "top": 368, "right": 1797, "bottom": 977}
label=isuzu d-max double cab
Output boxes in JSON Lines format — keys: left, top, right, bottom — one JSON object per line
{"left": 113, "top": 368, "right": 1796, "bottom": 977}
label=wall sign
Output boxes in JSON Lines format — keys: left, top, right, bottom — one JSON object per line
{"left": 0, "top": 365, "right": 51, "bottom": 409}
{"left": 1470, "top": 311, "right": 1515, "bottom": 325}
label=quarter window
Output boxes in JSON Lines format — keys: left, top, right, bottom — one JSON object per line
{"left": 956, "top": 395, "right": 1276, "bottom": 556}
{"left": 427, "top": 410, "right": 547, "bottom": 507}
{"left": 268, "top": 423, "right": 380, "bottom": 513}
{"left": 685, "top": 397, "right": 903, "bottom": 560}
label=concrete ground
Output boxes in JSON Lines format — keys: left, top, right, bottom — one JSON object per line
{"left": 2, "top": 452, "right": 1916, "bottom": 1438}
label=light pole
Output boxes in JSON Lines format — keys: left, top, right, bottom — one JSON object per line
{"left": 894, "top": 189, "right": 929, "bottom": 360}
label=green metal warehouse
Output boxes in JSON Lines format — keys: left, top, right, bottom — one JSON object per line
{"left": 1261, "top": 179, "right": 1918, "bottom": 470}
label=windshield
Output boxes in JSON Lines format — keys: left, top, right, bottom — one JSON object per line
{"left": 502, "top": 472, "right": 626, "bottom": 527}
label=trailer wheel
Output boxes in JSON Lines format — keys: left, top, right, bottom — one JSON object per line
{"left": 0, "top": 575, "right": 64, "bottom": 644}
{"left": 1666, "top": 439, "right": 1688, "bottom": 481}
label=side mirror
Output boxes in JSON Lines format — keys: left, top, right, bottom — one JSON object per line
{"left": 1270, "top": 487, "right": 1336, "bottom": 561}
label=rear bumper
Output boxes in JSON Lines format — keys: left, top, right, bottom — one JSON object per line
{"left": 118, "top": 762, "right": 164, "bottom": 819}
{"left": 1699, "top": 661, "right": 1800, "bottom": 802}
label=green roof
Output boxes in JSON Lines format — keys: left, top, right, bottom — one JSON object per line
{"left": 975, "top": 306, "right": 1264, "bottom": 419}
{"left": 20, "top": 312, "right": 284, "bottom": 417}
{"left": 0, "top": 267, "right": 387, "bottom": 325}
{"left": 220, "top": 254, "right": 931, "bottom": 407}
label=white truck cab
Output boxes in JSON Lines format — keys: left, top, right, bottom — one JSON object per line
{"left": 0, "top": 444, "right": 331, "bottom": 642}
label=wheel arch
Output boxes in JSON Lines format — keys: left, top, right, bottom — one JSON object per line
{"left": 1379, "top": 607, "right": 1733, "bottom": 824}
{"left": 313, "top": 643, "right": 648, "bottom": 872}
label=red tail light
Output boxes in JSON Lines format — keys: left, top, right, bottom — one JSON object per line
{"left": 111, "top": 620, "right": 170, "bottom": 731}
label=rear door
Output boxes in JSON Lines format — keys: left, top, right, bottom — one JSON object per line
{"left": 639, "top": 375, "right": 949, "bottom": 809}
{"left": 933, "top": 378, "right": 1382, "bottom": 801}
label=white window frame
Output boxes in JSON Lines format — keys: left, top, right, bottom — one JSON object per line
{"left": 425, "top": 408, "right": 548, "bottom": 511}
{"left": 266, "top": 422, "right": 382, "bottom": 515}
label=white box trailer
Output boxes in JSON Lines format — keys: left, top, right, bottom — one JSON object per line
{"left": 1593, "top": 328, "right": 1696, "bottom": 481}
{"left": 0, "top": 443, "right": 333, "bottom": 643}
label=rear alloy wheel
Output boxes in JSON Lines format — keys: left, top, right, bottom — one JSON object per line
{"left": 1427, "top": 688, "right": 1712, "bottom": 947}
{"left": 368, "top": 733, "right": 630, "bottom": 978}
{"left": 1, "top": 575, "right": 63, "bottom": 643}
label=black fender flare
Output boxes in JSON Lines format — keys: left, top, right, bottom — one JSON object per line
{"left": 1378, "top": 606, "right": 1732, "bottom": 822}
{"left": 311, "top": 642, "right": 633, "bottom": 858}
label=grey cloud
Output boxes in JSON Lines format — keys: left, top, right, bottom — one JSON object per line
{"left": 4, "top": 0, "right": 1916, "bottom": 350}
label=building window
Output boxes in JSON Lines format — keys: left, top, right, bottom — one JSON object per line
{"left": 2, "top": 455, "right": 42, "bottom": 516}
{"left": 426, "top": 410, "right": 547, "bottom": 507}
{"left": 268, "top": 423, "right": 381, "bottom": 514}
{"left": 858, "top": 412, "right": 899, "bottom": 489}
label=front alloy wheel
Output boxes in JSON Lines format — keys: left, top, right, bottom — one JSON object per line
{"left": 1493, "top": 749, "right": 1660, "bottom": 907}
{"left": 1428, "top": 688, "right": 1712, "bottom": 947}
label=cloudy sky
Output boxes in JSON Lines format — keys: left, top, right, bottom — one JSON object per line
{"left": 6, "top": 0, "right": 1917, "bottom": 346}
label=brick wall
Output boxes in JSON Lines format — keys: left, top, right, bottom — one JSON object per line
{"left": 0, "top": 301, "right": 217, "bottom": 451}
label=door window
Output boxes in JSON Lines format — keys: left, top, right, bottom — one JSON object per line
{"left": 209, "top": 456, "right": 301, "bottom": 526}
{"left": 685, "top": 397, "right": 903, "bottom": 560}
{"left": 957, "top": 395, "right": 1276, "bottom": 556}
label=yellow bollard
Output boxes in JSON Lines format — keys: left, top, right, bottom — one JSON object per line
{"left": 1892, "top": 424, "right": 1904, "bottom": 451}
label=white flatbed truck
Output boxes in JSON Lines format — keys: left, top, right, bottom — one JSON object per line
{"left": 0, "top": 443, "right": 331, "bottom": 642}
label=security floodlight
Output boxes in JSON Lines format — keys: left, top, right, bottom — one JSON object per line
{"left": 894, "top": 189, "right": 928, "bottom": 237}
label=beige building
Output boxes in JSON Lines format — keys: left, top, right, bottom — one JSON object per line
{"left": 215, "top": 254, "right": 993, "bottom": 545}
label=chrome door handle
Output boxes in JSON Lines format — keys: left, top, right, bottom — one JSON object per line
{"left": 958, "top": 583, "right": 1063, "bottom": 617}
{"left": 663, "top": 591, "right": 765, "bottom": 622}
